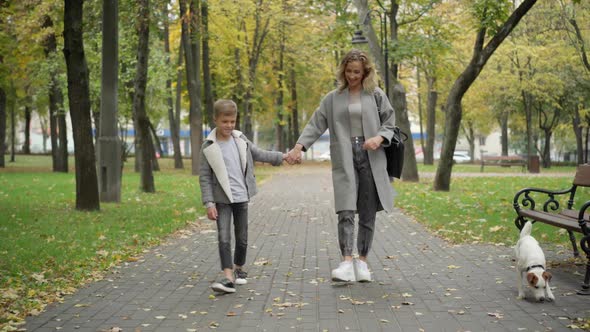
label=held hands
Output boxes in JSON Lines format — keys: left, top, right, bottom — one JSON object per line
{"left": 363, "top": 136, "right": 384, "bottom": 151}
{"left": 285, "top": 144, "right": 303, "bottom": 165}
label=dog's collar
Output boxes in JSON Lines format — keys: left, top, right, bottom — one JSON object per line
{"left": 526, "top": 264, "right": 545, "bottom": 272}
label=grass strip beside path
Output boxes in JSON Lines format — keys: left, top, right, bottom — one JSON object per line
{"left": 395, "top": 174, "right": 580, "bottom": 247}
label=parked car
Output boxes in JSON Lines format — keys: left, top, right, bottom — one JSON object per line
{"left": 453, "top": 152, "right": 471, "bottom": 163}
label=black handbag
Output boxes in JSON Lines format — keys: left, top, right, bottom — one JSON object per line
{"left": 385, "top": 127, "right": 407, "bottom": 179}
{"left": 374, "top": 91, "right": 407, "bottom": 179}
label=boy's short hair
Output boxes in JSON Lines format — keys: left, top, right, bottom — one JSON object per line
{"left": 214, "top": 99, "right": 238, "bottom": 118}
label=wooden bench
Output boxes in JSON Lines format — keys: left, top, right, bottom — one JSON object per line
{"left": 481, "top": 155, "right": 526, "bottom": 172}
{"left": 513, "top": 164, "right": 590, "bottom": 295}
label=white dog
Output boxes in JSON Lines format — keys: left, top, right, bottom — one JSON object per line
{"left": 514, "top": 221, "right": 555, "bottom": 302}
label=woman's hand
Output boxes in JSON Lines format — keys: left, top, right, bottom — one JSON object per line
{"left": 286, "top": 144, "right": 303, "bottom": 164}
{"left": 363, "top": 136, "right": 384, "bottom": 151}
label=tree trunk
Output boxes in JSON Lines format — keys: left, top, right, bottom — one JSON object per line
{"left": 353, "top": 0, "right": 418, "bottom": 181}
{"left": 434, "top": 0, "right": 538, "bottom": 191}
{"left": 50, "top": 103, "right": 58, "bottom": 169}
{"left": 97, "top": 0, "right": 122, "bottom": 202}
{"left": 289, "top": 67, "right": 299, "bottom": 148}
{"left": 148, "top": 119, "right": 161, "bottom": 171}
{"left": 201, "top": 0, "right": 214, "bottom": 129}
{"left": 242, "top": 1, "right": 270, "bottom": 139}
{"left": 189, "top": 0, "right": 202, "bottom": 175}
{"left": 0, "top": 87, "right": 5, "bottom": 167}
{"left": 462, "top": 123, "right": 475, "bottom": 163}
{"left": 164, "top": 6, "right": 183, "bottom": 169}
{"left": 233, "top": 45, "right": 244, "bottom": 130}
{"left": 179, "top": 0, "right": 201, "bottom": 175}
{"left": 10, "top": 94, "right": 14, "bottom": 162}
{"left": 573, "top": 105, "right": 583, "bottom": 164}
{"left": 416, "top": 67, "right": 425, "bottom": 162}
{"left": 9, "top": 100, "right": 14, "bottom": 162}
{"left": 425, "top": 75, "right": 436, "bottom": 165}
{"left": 133, "top": 0, "right": 155, "bottom": 192}
{"left": 499, "top": 111, "right": 509, "bottom": 156}
{"left": 522, "top": 90, "right": 534, "bottom": 169}
{"left": 39, "top": 116, "right": 48, "bottom": 153}
{"left": 0, "top": 1, "right": 5, "bottom": 167}
{"left": 23, "top": 106, "right": 31, "bottom": 154}
{"left": 542, "top": 129, "right": 551, "bottom": 168}
{"left": 63, "top": 0, "right": 100, "bottom": 210}
{"left": 172, "top": 40, "right": 184, "bottom": 168}
{"left": 537, "top": 102, "right": 559, "bottom": 169}
{"left": 275, "top": 16, "right": 286, "bottom": 152}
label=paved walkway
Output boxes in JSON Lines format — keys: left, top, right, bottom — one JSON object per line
{"left": 25, "top": 167, "right": 590, "bottom": 331}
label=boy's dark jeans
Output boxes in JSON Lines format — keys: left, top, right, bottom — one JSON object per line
{"left": 216, "top": 202, "right": 249, "bottom": 270}
{"left": 337, "top": 138, "right": 379, "bottom": 257}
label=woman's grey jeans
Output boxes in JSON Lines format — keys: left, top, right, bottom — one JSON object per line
{"left": 216, "top": 202, "right": 249, "bottom": 270}
{"left": 337, "top": 138, "right": 379, "bottom": 257}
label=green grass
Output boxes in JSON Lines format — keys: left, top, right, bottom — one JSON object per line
{"left": 395, "top": 174, "right": 583, "bottom": 247}
{"left": 416, "top": 162, "right": 577, "bottom": 174}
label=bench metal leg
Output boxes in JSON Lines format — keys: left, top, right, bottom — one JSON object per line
{"left": 568, "top": 230, "right": 580, "bottom": 257}
{"left": 577, "top": 235, "right": 590, "bottom": 295}
{"left": 514, "top": 216, "right": 527, "bottom": 231}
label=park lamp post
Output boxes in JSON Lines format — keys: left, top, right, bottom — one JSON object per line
{"left": 351, "top": 10, "right": 389, "bottom": 98}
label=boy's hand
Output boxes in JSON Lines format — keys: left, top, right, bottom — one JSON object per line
{"left": 207, "top": 206, "right": 218, "bottom": 220}
{"left": 286, "top": 144, "right": 303, "bottom": 164}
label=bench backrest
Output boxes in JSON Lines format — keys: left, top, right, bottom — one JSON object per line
{"left": 574, "top": 164, "right": 590, "bottom": 187}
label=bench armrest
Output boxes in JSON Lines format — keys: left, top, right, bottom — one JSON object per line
{"left": 577, "top": 200, "right": 590, "bottom": 234}
{"left": 513, "top": 186, "right": 575, "bottom": 213}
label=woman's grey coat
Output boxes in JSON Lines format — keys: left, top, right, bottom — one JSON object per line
{"left": 200, "top": 129, "right": 283, "bottom": 205}
{"left": 297, "top": 87, "right": 396, "bottom": 213}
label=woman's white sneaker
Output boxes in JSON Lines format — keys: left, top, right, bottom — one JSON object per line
{"left": 331, "top": 260, "right": 356, "bottom": 282}
{"left": 355, "top": 259, "right": 371, "bottom": 282}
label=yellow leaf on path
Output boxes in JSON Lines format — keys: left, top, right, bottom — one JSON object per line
{"left": 447, "top": 265, "right": 461, "bottom": 269}
{"left": 226, "top": 311, "right": 237, "bottom": 316}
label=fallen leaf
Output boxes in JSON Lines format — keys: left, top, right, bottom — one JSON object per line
{"left": 226, "top": 311, "right": 237, "bottom": 316}
{"left": 155, "top": 316, "right": 166, "bottom": 320}
{"left": 487, "top": 312, "right": 504, "bottom": 319}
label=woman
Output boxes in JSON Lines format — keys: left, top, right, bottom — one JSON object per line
{"left": 287, "top": 49, "right": 396, "bottom": 282}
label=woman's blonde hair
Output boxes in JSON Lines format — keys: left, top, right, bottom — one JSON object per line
{"left": 336, "top": 49, "right": 377, "bottom": 93}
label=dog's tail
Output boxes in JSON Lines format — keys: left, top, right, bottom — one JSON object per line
{"left": 520, "top": 221, "right": 532, "bottom": 239}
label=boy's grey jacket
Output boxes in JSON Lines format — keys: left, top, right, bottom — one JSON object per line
{"left": 200, "top": 128, "right": 283, "bottom": 205}
{"left": 297, "top": 87, "right": 396, "bottom": 213}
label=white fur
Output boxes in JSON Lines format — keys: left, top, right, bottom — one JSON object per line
{"left": 514, "top": 222, "right": 555, "bottom": 302}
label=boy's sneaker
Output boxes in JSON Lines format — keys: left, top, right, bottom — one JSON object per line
{"left": 331, "top": 260, "right": 356, "bottom": 282}
{"left": 355, "top": 259, "right": 371, "bottom": 282}
{"left": 211, "top": 278, "right": 236, "bottom": 293}
{"left": 234, "top": 269, "right": 248, "bottom": 285}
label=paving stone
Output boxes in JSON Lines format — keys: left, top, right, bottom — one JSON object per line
{"left": 23, "top": 167, "right": 590, "bottom": 331}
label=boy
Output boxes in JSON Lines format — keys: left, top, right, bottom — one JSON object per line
{"left": 200, "top": 99, "right": 289, "bottom": 293}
